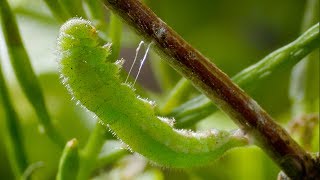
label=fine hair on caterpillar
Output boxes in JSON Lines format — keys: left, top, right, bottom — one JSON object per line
{"left": 57, "top": 18, "right": 248, "bottom": 168}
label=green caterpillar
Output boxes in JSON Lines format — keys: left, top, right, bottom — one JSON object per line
{"left": 57, "top": 18, "right": 248, "bottom": 168}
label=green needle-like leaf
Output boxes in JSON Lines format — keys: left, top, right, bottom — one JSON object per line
{"left": 57, "top": 139, "right": 79, "bottom": 180}
{"left": 0, "top": 0, "right": 65, "bottom": 148}
{"left": 0, "top": 60, "right": 28, "bottom": 179}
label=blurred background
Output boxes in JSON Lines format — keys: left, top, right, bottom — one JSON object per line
{"left": 0, "top": 0, "right": 318, "bottom": 179}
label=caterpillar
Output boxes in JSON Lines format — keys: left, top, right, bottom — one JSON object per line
{"left": 57, "top": 18, "right": 248, "bottom": 168}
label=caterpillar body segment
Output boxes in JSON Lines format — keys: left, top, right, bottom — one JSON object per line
{"left": 58, "top": 18, "right": 248, "bottom": 168}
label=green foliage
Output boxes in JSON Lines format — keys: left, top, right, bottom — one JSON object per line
{"left": 57, "top": 139, "right": 79, "bottom": 180}
{"left": 0, "top": 0, "right": 65, "bottom": 148}
{"left": 0, "top": 58, "right": 27, "bottom": 179}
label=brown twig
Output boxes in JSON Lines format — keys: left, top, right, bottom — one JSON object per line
{"left": 102, "top": 0, "right": 319, "bottom": 178}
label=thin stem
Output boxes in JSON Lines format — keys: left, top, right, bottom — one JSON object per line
{"left": 57, "top": 139, "right": 79, "bottom": 180}
{"left": 84, "top": 0, "right": 105, "bottom": 22}
{"left": 13, "top": 6, "right": 56, "bottom": 25}
{"left": 172, "top": 95, "right": 213, "bottom": 128}
{"left": 101, "top": 0, "right": 319, "bottom": 178}
{"left": 43, "top": 0, "right": 69, "bottom": 22}
{"left": 84, "top": 0, "right": 109, "bottom": 39}
{"left": 95, "top": 148, "right": 128, "bottom": 169}
{"left": 58, "top": 0, "right": 87, "bottom": 18}
{"left": 0, "top": 0, "right": 65, "bottom": 148}
{"left": 171, "top": 23, "right": 320, "bottom": 128}
{"left": 21, "top": 161, "right": 44, "bottom": 180}
{"left": 289, "top": 0, "right": 319, "bottom": 118}
{"left": 159, "top": 78, "right": 193, "bottom": 115}
{"left": 108, "top": 13, "right": 123, "bottom": 62}
{"left": 0, "top": 60, "right": 28, "bottom": 179}
{"left": 77, "top": 122, "right": 106, "bottom": 180}
{"left": 150, "top": 53, "right": 180, "bottom": 92}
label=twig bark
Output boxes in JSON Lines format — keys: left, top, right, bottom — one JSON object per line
{"left": 102, "top": 0, "right": 319, "bottom": 178}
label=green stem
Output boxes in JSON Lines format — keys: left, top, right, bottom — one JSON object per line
{"left": 95, "top": 148, "right": 128, "bottom": 169}
{"left": 43, "top": 0, "right": 69, "bottom": 22}
{"left": 77, "top": 122, "right": 106, "bottom": 180}
{"left": 21, "top": 162, "right": 44, "bottom": 180}
{"left": 149, "top": 52, "right": 180, "bottom": 92}
{"left": 171, "top": 23, "right": 320, "bottom": 128}
{"left": 0, "top": 0, "right": 65, "bottom": 148}
{"left": 59, "top": 0, "right": 87, "bottom": 18}
{"left": 84, "top": 0, "right": 109, "bottom": 39}
{"left": 57, "top": 139, "right": 79, "bottom": 180}
{"left": 108, "top": 13, "right": 123, "bottom": 62}
{"left": 13, "top": 6, "right": 56, "bottom": 25}
{"left": 289, "top": 0, "right": 319, "bottom": 118}
{"left": 0, "top": 60, "right": 28, "bottom": 179}
{"left": 159, "top": 78, "right": 193, "bottom": 115}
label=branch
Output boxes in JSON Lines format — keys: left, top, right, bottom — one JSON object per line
{"left": 172, "top": 23, "right": 320, "bottom": 128}
{"left": 102, "top": 0, "right": 319, "bottom": 178}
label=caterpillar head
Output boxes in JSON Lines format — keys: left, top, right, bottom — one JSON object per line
{"left": 57, "top": 18, "right": 111, "bottom": 67}
{"left": 58, "top": 18, "right": 99, "bottom": 51}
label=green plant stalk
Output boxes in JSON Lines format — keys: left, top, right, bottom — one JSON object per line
{"left": 150, "top": 53, "right": 180, "bottom": 92}
{"left": 108, "top": 13, "right": 123, "bottom": 62}
{"left": 159, "top": 78, "right": 193, "bottom": 115}
{"left": 77, "top": 123, "right": 106, "bottom": 180}
{"left": 13, "top": 6, "right": 56, "bottom": 25}
{"left": 57, "top": 139, "right": 79, "bottom": 180}
{"left": 171, "top": 23, "right": 320, "bottom": 128}
{"left": 95, "top": 148, "right": 128, "bottom": 169}
{"left": 0, "top": 61, "right": 28, "bottom": 179}
{"left": 21, "top": 161, "right": 44, "bottom": 180}
{"left": 101, "top": 0, "right": 319, "bottom": 178}
{"left": 289, "top": 0, "right": 319, "bottom": 118}
{"left": 0, "top": 0, "right": 65, "bottom": 148}
{"left": 58, "top": 0, "right": 87, "bottom": 18}
{"left": 84, "top": 0, "right": 109, "bottom": 39}
{"left": 84, "top": 0, "right": 104, "bottom": 19}
{"left": 43, "top": 0, "right": 69, "bottom": 22}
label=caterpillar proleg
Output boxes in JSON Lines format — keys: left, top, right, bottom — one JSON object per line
{"left": 57, "top": 18, "right": 248, "bottom": 168}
